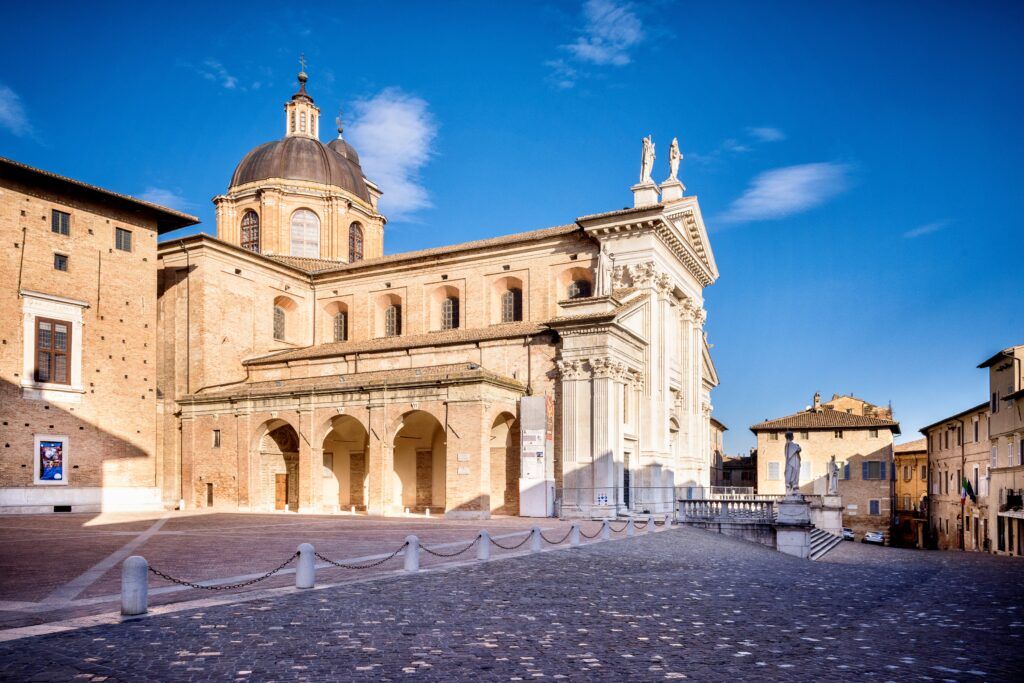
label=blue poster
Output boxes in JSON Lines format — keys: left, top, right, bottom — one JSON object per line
{"left": 39, "top": 441, "right": 63, "bottom": 481}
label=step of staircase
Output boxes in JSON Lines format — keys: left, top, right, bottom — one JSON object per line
{"left": 809, "top": 528, "right": 843, "bottom": 560}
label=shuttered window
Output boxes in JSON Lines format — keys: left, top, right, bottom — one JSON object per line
{"left": 869, "top": 499, "right": 880, "bottom": 515}
{"left": 35, "top": 317, "right": 71, "bottom": 385}
{"left": 333, "top": 312, "right": 347, "bottom": 342}
{"left": 115, "top": 227, "right": 132, "bottom": 252}
{"left": 384, "top": 305, "right": 401, "bottom": 337}
{"left": 51, "top": 210, "right": 70, "bottom": 235}
{"left": 501, "top": 288, "right": 523, "bottom": 323}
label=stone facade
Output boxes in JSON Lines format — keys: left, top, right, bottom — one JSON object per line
{"left": 922, "top": 404, "right": 991, "bottom": 551}
{"left": 752, "top": 394, "right": 899, "bottom": 535}
{"left": 979, "top": 345, "right": 1024, "bottom": 557}
{"left": 0, "top": 157, "right": 197, "bottom": 512}
{"left": 155, "top": 78, "right": 721, "bottom": 519}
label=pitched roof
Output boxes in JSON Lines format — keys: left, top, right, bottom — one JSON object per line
{"left": 245, "top": 321, "right": 549, "bottom": 365}
{"left": 978, "top": 345, "right": 1022, "bottom": 368}
{"left": 894, "top": 437, "right": 927, "bottom": 454}
{"left": 265, "top": 254, "right": 347, "bottom": 271}
{"left": 750, "top": 409, "right": 900, "bottom": 433}
{"left": 1, "top": 156, "right": 199, "bottom": 232}
{"left": 189, "top": 363, "right": 524, "bottom": 401}
{"left": 547, "top": 291, "right": 648, "bottom": 324}
{"left": 918, "top": 401, "right": 990, "bottom": 433}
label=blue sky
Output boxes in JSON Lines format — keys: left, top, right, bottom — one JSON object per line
{"left": 2, "top": 1, "right": 1021, "bottom": 452}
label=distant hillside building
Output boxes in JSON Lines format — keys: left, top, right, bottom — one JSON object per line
{"left": 892, "top": 437, "right": 928, "bottom": 547}
{"left": 751, "top": 392, "right": 900, "bottom": 535}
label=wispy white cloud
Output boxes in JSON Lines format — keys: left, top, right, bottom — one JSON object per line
{"left": 137, "top": 187, "right": 194, "bottom": 212}
{"left": 722, "top": 138, "right": 752, "bottom": 154}
{"left": 720, "top": 162, "right": 851, "bottom": 223}
{"left": 0, "top": 83, "right": 31, "bottom": 137}
{"left": 565, "top": 0, "right": 644, "bottom": 66}
{"left": 748, "top": 126, "right": 786, "bottom": 142}
{"left": 903, "top": 220, "right": 949, "bottom": 239}
{"left": 200, "top": 60, "right": 238, "bottom": 90}
{"left": 547, "top": 0, "right": 646, "bottom": 88}
{"left": 346, "top": 88, "right": 437, "bottom": 221}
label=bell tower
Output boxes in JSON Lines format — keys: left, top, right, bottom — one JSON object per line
{"left": 284, "top": 55, "right": 320, "bottom": 139}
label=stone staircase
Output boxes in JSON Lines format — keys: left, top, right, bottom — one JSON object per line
{"left": 809, "top": 527, "right": 843, "bottom": 560}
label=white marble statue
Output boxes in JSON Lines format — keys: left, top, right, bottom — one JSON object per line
{"left": 639, "top": 135, "right": 655, "bottom": 184}
{"left": 827, "top": 454, "right": 839, "bottom": 495}
{"left": 596, "top": 242, "right": 612, "bottom": 295}
{"left": 667, "top": 137, "right": 681, "bottom": 181}
{"left": 784, "top": 431, "right": 802, "bottom": 496}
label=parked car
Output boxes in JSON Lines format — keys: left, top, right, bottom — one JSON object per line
{"left": 862, "top": 531, "right": 885, "bottom": 545}
{"left": 842, "top": 527, "right": 855, "bottom": 541}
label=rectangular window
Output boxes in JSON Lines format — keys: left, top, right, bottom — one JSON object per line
{"left": 869, "top": 499, "right": 880, "bottom": 515}
{"left": 769, "top": 432, "right": 778, "bottom": 441}
{"left": 992, "top": 392, "right": 999, "bottom": 413}
{"left": 903, "top": 465, "right": 911, "bottom": 481}
{"left": 902, "top": 494, "right": 910, "bottom": 510}
{"left": 767, "top": 462, "right": 780, "bottom": 481}
{"left": 870, "top": 429, "right": 879, "bottom": 438}
{"left": 973, "top": 421, "right": 979, "bottom": 442}
{"left": 863, "top": 460, "right": 883, "bottom": 480}
{"left": 834, "top": 430, "right": 844, "bottom": 439}
{"left": 212, "top": 430, "right": 221, "bottom": 448}
{"left": 800, "top": 461, "right": 811, "bottom": 481}
{"left": 51, "top": 209, "right": 70, "bottom": 235}
{"left": 53, "top": 253, "right": 68, "bottom": 271}
{"left": 115, "top": 227, "right": 132, "bottom": 252}
{"left": 957, "top": 427, "right": 962, "bottom": 447}
{"left": 843, "top": 462, "right": 850, "bottom": 480}
{"left": 799, "top": 431, "right": 809, "bottom": 440}
{"left": 921, "top": 465, "right": 927, "bottom": 480}
{"left": 384, "top": 305, "right": 402, "bottom": 337}
{"left": 35, "top": 317, "right": 71, "bottom": 385}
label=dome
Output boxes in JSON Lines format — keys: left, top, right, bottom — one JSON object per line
{"left": 230, "top": 136, "right": 371, "bottom": 203}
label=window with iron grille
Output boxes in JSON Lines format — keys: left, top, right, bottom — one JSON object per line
{"left": 51, "top": 210, "right": 70, "bottom": 235}
{"left": 212, "top": 430, "right": 221, "bottom": 448}
{"left": 384, "top": 304, "right": 401, "bottom": 337}
{"left": 567, "top": 279, "right": 591, "bottom": 299}
{"left": 53, "top": 253, "right": 68, "bottom": 271}
{"left": 115, "top": 227, "right": 132, "bottom": 252}
{"left": 273, "top": 306, "right": 286, "bottom": 341}
{"left": 441, "top": 297, "right": 459, "bottom": 330}
{"left": 35, "top": 317, "right": 71, "bottom": 384}
{"left": 501, "top": 288, "right": 522, "bottom": 323}
{"left": 349, "top": 223, "right": 364, "bottom": 262}
{"left": 241, "top": 211, "right": 260, "bottom": 252}
{"left": 333, "top": 312, "right": 348, "bottom": 342}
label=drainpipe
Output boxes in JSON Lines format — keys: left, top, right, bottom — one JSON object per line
{"left": 957, "top": 417, "right": 966, "bottom": 551}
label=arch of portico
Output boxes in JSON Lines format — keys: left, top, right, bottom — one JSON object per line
{"left": 391, "top": 410, "right": 447, "bottom": 513}
{"left": 320, "top": 414, "right": 370, "bottom": 511}
{"left": 489, "top": 411, "right": 521, "bottom": 515}
{"left": 252, "top": 418, "right": 302, "bottom": 512}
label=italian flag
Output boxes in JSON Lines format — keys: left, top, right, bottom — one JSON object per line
{"left": 961, "top": 477, "right": 977, "bottom": 504}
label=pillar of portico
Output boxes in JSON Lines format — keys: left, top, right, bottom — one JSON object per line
{"left": 591, "top": 357, "right": 627, "bottom": 510}
{"left": 296, "top": 409, "right": 322, "bottom": 513}
{"left": 180, "top": 415, "right": 195, "bottom": 509}
{"left": 234, "top": 411, "right": 252, "bottom": 510}
{"left": 365, "top": 403, "right": 391, "bottom": 516}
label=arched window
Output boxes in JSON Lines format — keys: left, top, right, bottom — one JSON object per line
{"left": 273, "top": 306, "right": 286, "bottom": 341}
{"left": 567, "top": 279, "right": 592, "bottom": 299}
{"left": 441, "top": 296, "right": 459, "bottom": 330}
{"left": 299, "top": 111, "right": 307, "bottom": 132}
{"left": 240, "top": 210, "right": 260, "bottom": 253}
{"left": 290, "top": 209, "right": 320, "bottom": 257}
{"left": 501, "top": 288, "right": 523, "bottom": 323}
{"left": 290, "top": 111, "right": 296, "bottom": 133}
{"left": 349, "top": 223, "right": 364, "bottom": 262}
{"left": 333, "top": 311, "right": 348, "bottom": 342}
{"left": 384, "top": 304, "right": 402, "bottom": 337}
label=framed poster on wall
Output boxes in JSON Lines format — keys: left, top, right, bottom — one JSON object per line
{"left": 34, "top": 434, "right": 69, "bottom": 485}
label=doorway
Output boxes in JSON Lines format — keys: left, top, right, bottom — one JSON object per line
{"left": 623, "top": 450, "right": 631, "bottom": 508}
{"left": 275, "top": 474, "right": 289, "bottom": 511}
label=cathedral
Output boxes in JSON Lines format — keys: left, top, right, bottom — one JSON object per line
{"left": 155, "top": 69, "right": 721, "bottom": 519}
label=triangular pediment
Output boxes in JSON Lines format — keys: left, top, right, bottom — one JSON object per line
{"left": 702, "top": 334, "right": 719, "bottom": 387}
{"left": 665, "top": 197, "right": 719, "bottom": 282}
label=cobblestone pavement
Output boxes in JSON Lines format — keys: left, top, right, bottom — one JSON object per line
{"left": 0, "top": 512, "right": 594, "bottom": 629}
{"left": 1, "top": 525, "right": 1022, "bottom": 682}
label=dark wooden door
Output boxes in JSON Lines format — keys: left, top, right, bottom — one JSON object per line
{"left": 275, "top": 474, "right": 288, "bottom": 510}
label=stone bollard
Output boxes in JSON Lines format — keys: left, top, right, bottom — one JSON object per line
{"left": 121, "top": 555, "right": 148, "bottom": 616}
{"left": 570, "top": 523, "right": 581, "bottom": 548}
{"left": 530, "top": 526, "right": 542, "bottom": 553}
{"left": 477, "top": 530, "right": 491, "bottom": 561}
{"left": 350, "top": 505, "right": 356, "bottom": 515}
{"left": 601, "top": 519, "right": 611, "bottom": 541}
{"left": 404, "top": 507, "right": 410, "bottom": 516}
{"left": 296, "top": 543, "right": 315, "bottom": 589}
{"left": 404, "top": 535, "right": 420, "bottom": 572}
{"left": 425, "top": 507, "right": 431, "bottom": 518}
{"left": 626, "top": 518, "right": 635, "bottom": 537}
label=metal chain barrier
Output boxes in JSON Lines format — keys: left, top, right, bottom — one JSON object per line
{"left": 633, "top": 521, "right": 649, "bottom": 529}
{"left": 653, "top": 519, "right": 667, "bottom": 527}
{"left": 608, "top": 522, "right": 629, "bottom": 533}
{"left": 489, "top": 532, "right": 533, "bottom": 550}
{"left": 578, "top": 525, "right": 603, "bottom": 539}
{"left": 148, "top": 552, "right": 299, "bottom": 590}
{"left": 540, "top": 527, "right": 573, "bottom": 545}
{"left": 421, "top": 535, "right": 480, "bottom": 558}
{"left": 315, "top": 542, "right": 408, "bottom": 570}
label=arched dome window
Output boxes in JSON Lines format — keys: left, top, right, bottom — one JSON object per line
{"left": 349, "top": 223, "right": 364, "bottom": 262}
{"left": 240, "top": 210, "right": 260, "bottom": 253}
{"left": 567, "top": 279, "right": 592, "bottom": 299}
{"left": 290, "top": 209, "right": 320, "bottom": 258}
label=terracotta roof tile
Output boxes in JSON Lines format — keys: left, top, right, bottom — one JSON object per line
{"left": 894, "top": 438, "right": 927, "bottom": 454}
{"left": 548, "top": 292, "right": 648, "bottom": 324}
{"left": 750, "top": 409, "right": 900, "bottom": 432}
{"left": 246, "top": 321, "right": 549, "bottom": 365}
{"left": 265, "top": 254, "right": 347, "bottom": 271}
{"left": 190, "top": 363, "right": 524, "bottom": 401}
